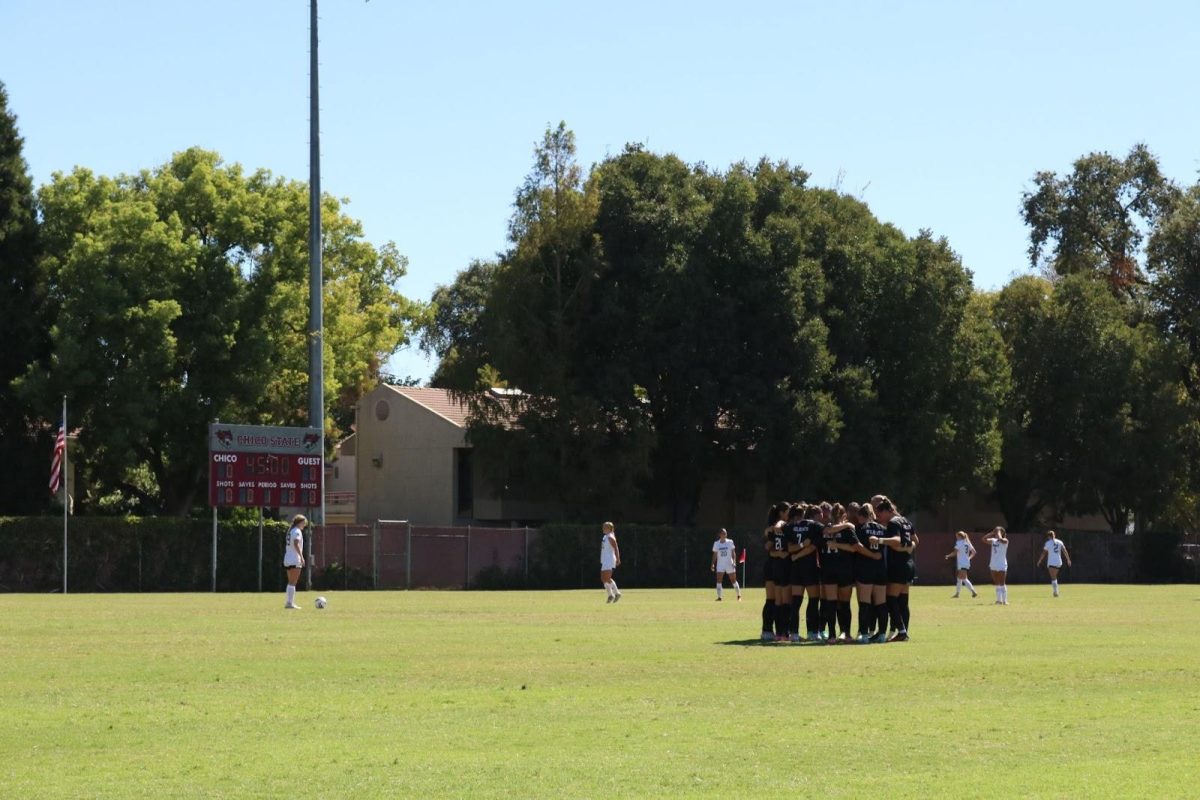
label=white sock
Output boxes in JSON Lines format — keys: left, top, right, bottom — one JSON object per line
{"left": 1051, "top": 579, "right": 1059, "bottom": 593}
{"left": 964, "top": 579, "right": 975, "bottom": 593}
{"left": 610, "top": 580, "right": 619, "bottom": 594}
{"left": 954, "top": 579, "right": 962, "bottom": 595}
{"left": 286, "top": 585, "right": 295, "bottom": 605}
{"left": 1000, "top": 586, "right": 1007, "bottom": 602}
{"left": 732, "top": 581, "right": 741, "bottom": 597}
{"left": 995, "top": 586, "right": 1001, "bottom": 601}
{"left": 604, "top": 581, "right": 614, "bottom": 597}
{"left": 716, "top": 583, "right": 723, "bottom": 599}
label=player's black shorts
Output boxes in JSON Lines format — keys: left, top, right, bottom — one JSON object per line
{"left": 768, "top": 557, "right": 790, "bottom": 584}
{"left": 823, "top": 560, "right": 854, "bottom": 588}
{"left": 887, "top": 558, "right": 915, "bottom": 585}
{"left": 855, "top": 560, "right": 888, "bottom": 586}
{"left": 790, "top": 555, "right": 820, "bottom": 587}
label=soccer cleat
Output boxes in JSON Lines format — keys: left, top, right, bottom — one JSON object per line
{"left": 284, "top": 603, "right": 301, "bottom": 610}
{"left": 761, "top": 631, "right": 774, "bottom": 642}
{"left": 715, "top": 597, "right": 722, "bottom": 601}
{"left": 774, "top": 635, "right": 788, "bottom": 642}
{"left": 606, "top": 595, "right": 613, "bottom": 604}
{"left": 870, "top": 632, "right": 889, "bottom": 644}
{"left": 807, "top": 632, "right": 820, "bottom": 642}
{"left": 952, "top": 593, "right": 959, "bottom": 598}
{"left": 789, "top": 633, "right": 801, "bottom": 643}
{"left": 970, "top": 591, "right": 978, "bottom": 598}
{"left": 856, "top": 633, "right": 871, "bottom": 644}
{"left": 613, "top": 591, "right": 622, "bottom": 603}
{"left": 736, "top": 595, "right": 742, "bottom": 601}
{"left": 888, "top": 631, "right": 909, "bottom": 642}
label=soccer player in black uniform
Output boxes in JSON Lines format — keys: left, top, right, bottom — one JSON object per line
{"left": 853, "top": 502, "right": 889, "bottom": 643}
{"left": 787, "top": 504, "right": 821, "bottom": 642}
{"left": 762, "top": 503, "right": 791, "bottom": 642}
{"left": 817, "top": 503, "right": 857, "bottom": 643}
{"left": 876, "top": 497, "right": 917, "bottom": 642}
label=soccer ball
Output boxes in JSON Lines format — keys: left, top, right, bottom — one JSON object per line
{"left": 315, "top": 596, "right": 328, "bottom": 609}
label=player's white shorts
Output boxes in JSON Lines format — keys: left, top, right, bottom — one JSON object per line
{"left": 956, "top": 558, "right": 971, "bottom": 570}
{"left": 989, "top": 557, "right": 1008, "bottom": 572}
{"left": 283, "top": 556, "right": 302, "bottom": 568}
{"left": 601, "top": 555, "right": 617, "bottom": 571}
{"left": 715, "top": 560, "right": 736, "bottom": 574}
{"left": 1046, "top": 558, "right": 1063, "bottom": 569}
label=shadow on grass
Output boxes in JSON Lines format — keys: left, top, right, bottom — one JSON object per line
{"left": 716, "top": 638, "right": 832, "bottom": 647}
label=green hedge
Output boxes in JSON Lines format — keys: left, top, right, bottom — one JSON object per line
{"left": 0, "top": 516, "right": 291, "bottom": 593}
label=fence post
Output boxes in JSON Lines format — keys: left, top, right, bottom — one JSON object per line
{"left": 683, "top": 533, "right": 688, "bottom": 589}
{"left": 405, "top": 522, "right": 412, "bottom": 590}
{"left": 343, "top": 524, "right": 349, "bottom": 590}
{"left": 524, "top": 526, "right": 530, "bottom": 587}
{"left": 465, "top": 524, "right": 471, "bottom": 589}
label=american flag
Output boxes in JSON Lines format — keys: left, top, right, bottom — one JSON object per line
{"left": 49, "top": 420, "right": 66, "bottom": 496}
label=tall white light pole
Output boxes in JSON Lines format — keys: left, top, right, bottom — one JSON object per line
{"left": 308, "top": 0, "right": 324, "bottom": 589}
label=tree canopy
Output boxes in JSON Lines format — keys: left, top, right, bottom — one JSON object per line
{"left": 22, "top": 148, "right": 422, "bottom": 514}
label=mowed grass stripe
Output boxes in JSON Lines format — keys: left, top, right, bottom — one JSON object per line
{"left": 1, "top": 586, "right": 1197, "bottom": 799}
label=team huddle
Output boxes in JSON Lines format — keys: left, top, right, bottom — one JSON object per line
{"left": 758, "top": 496, "right": 915, "bottom": 643}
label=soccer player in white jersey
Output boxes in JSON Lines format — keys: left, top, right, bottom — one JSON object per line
{"left": 1036, "top": 530, "right": 1072, "bottom": 596}
{"left": 982, "top": 527, "right": 1010, "bottom": 604}
{"left": 600, "top": 521, "right": 622, "bottom": 603}
{"left": 283, "top": 514, "right": 307, "bottom": 609}
{"left": 944, "top": 531, "right": 978, "bottom": 598}
{"left": 711, "top": 528, "right": 742, "bottom": 601}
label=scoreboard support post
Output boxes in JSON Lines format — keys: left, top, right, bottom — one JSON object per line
{"left": 211, "top": 506, "right": 218, "bottom": 592}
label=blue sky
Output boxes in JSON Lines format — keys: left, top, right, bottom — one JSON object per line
{"left": 3, "top": 0, "right": 1198, "bottom": 381}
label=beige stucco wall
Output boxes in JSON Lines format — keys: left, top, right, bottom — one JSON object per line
{"left": 355, "top": 386, "right": 467, "bottom": 525}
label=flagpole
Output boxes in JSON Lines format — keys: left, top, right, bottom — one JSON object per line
{"left": 62, "top": 395, "right": 68, "bottom": 595}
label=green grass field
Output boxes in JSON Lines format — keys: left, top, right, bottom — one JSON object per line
{"left": 2, "top": 585, "right": 1198, "bottom": 799}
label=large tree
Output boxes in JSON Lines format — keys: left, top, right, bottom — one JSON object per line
{"left": 1021, "top": 144, "right": 1178, "bottom": 296}
{"left": 0, "top": 81, "right": 48, "bottom": 513}
{"left": 995, "top": 273, "right": 1190, "bottom": 536}
{"left": 26, "top": 148, "right": 422, "bottom": 514}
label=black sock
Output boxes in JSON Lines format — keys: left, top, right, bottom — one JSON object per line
{"left": 888, "top": 596, "right": 904, "bottom": 633}
{"left": 822, "top": 599, "right": 836, "bottom": 636}
{"left": 806, "top": 596, "right": 820, "bottom": 635}
{"left": 776, "top": 600, "right": 790, "bottom": 636}
{"left": 874, "top": 603, "right": 888, "bottom": 636}
{"left": 858, "top": 602, "right": 873, "bottom": 636}
{"left": 900, "top": 593, "right": 911, "bottom": 631}
{"left": 790, "top": 595, "right": 803, "bottom": 636}
{"left": 836, "top": 601, "right": 851, "bottom": 636}
{"left": 762, "top": 600, "right": 775, "bottom": 634}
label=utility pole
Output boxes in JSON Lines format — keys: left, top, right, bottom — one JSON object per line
{"left": 307, "top": 0, "right": 324, "bottom": 589}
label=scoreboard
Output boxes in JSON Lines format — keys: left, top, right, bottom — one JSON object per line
{"left": 208, "top": 424, "right": 323, "bottom": 508}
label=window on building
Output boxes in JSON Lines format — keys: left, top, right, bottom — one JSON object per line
{"left": 456, "top": 448, "right": 473, "bottom": 517}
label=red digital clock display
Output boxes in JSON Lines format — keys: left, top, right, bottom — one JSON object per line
{"left": 208, "top": 451, "right": 323, "bottom": 508}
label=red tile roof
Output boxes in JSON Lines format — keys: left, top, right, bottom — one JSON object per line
{"left": 386, "top": 386, "right": 472, "bottom": 428}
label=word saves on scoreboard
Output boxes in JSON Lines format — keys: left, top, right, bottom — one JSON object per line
{"left": 208, "top": 423, "right": 323, "bottom": 508}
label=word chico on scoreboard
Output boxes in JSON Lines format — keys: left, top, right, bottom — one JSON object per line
{"left": 208, "top": 423, "right": 324, "bottom": 508}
